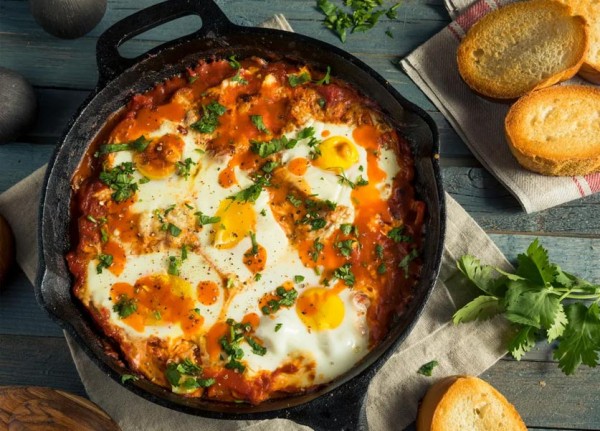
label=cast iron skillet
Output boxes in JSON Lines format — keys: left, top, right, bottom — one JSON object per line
{"left": 36, "top": 0, "right": 445, "bottom": 429}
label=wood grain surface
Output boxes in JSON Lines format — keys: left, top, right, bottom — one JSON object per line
{"left": 0, "top": 386, "right": 120, "bottom": 430}
{"left": 0, "top": 0, "right": 599, "bottom": 430}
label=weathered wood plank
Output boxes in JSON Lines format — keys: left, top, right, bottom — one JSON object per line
{"left": 0, "top": 269, "right": 64, "bottom": 337}
{"left": 0, "top": 143, "right": 54, "bottom": 192}
{"left": 0, "top": 334, "right": 86, "bottom": 397}
{"left": 445, "top": 167, "right": 600, "bottom": 234}
{"left": 482, "top": 359, "right": 600, "bottom": 430}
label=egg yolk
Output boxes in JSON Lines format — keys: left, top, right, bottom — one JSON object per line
{"left": 313, "top": 136, "right": 359, "bottom": 171}
{"left": 133, "top": 134, "right": 184, "bottom": 180}
{"left": 111, "top": 274, "right": 202, "bottom": 335}
{"left": 296, "top": 287, "right": 345, "bottom": 331}
{"left": 212, "top": 199, "right": 256, "bottom": 249}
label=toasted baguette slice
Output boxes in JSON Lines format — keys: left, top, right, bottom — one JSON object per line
{"left": 505, "top": 85, "right": 600, "bottom": 176}
{"left": 416, "top": 375, "right": 527, "bottom": 431}
{"left": 457, "top": 0, "right": 589, "bottom": 100}
{"left": 559, "top": 0, "right": 600, "bottom": 83}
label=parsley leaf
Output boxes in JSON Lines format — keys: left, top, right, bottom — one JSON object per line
{"left": 250, "top": 115, "right": 270, "bottom": 134}
{"left": 310, "top": 237, "right": 324, "bottom": 262}
{"left": 176, "top": 158, "right": 196, "bottom": 179}
{"left": 554, "top": 303, "right": 600, "bottom": 374}
{"left": 195, "top": 211, "right": 221, "bottom": 226}
{"left": 121, "top": 374, "right": 139, "bottom": 384}
{"left": 261, "top": 286, "right": 298, "bottom": 315}
{"left": 251, "top": 135, "right": 297, "bottom": 157}
{"left": 398, "top": 248, "right": 419, "bottom": 278}
{"left": 97, "top": 253, "right": 113, "bottom": 274}
{"left": 335, "top": 239, "right": 356, "bottom": 257}
{"left": 96, "top": 135, "right": 151, "bottom": 156}
{"left": 168, "top": 256, "right": 182, "bottom": 276}
{"left": 288, "top": 71, "right": 311, "bottom": 87}
{"left": 113, "top": 294, "right": 136, "bottom": 318}
{"left": 417, "top": 360, "right": 439, "bottom": 376}
{"left": 190, "top": 101, "right": 226, "bottom": 134}
{"left": 333, "top": 263, "right": 355, "bottom": 286}
{"left": 387, "top": 226, "right": 412, "bottom": 243}
{"left": 166, "top": 359, "right": 215, "bottom": 389}
{"left": 314, "top": 66, "right": 331, "bottom": 85}
{"left": 228, "top": 55, "right": 241, "bottom": 69}
{"left": 228, "top": 176, "right": 270, "bottom": 203}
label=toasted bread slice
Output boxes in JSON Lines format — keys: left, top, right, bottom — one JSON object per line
{"left": 505, "top": 85, "right": 600, "bottom": 176}
{"left": 457, "top": 0, "right": 589, "bottom": 100}
{"left": 417, "top": 375, "right": 527, "bottom": 431}
{"left": 559, "top": 0, "right": 600, "bottom": 83}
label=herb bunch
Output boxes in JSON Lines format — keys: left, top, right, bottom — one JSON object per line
{"left": 317, "top": 0, "right": 401, "bottom": 42}
{"left": 454, "top": 239, "right": 600, "bottom": 375}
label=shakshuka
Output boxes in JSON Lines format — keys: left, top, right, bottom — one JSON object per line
{"left": 67, "top": 56, "right": 425, "bottom": 404}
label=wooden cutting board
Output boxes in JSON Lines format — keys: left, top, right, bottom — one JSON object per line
{"left": 0, "top": 386, "right": 120, "bottom": 430}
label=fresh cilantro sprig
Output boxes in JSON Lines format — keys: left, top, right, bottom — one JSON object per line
{"left": 454, "top": 239, "right": 600, "bottom": 375}
{"left": 261, "top": 286, "right": 299, "bottom": 315}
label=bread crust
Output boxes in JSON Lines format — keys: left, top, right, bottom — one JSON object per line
{"left": 417, "top": 375, "right": 527, "bottom": 431}
{"left": 457, "top": 0, "right": 589, "bottom": 100}
{"left": 505, "top": 85, "right": 600, "bottom": 176}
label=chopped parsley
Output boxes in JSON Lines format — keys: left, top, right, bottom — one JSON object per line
{"left": 195, "top": 211, "right": 221, "bottom": 226}
{"left": 113, "top": 294, "right": 136, "bottom": 318}
{"left": 99, "top": 162, "right": 139, "bottom": 202}
{"left": 250, "top": 115, "right": 270, "bottom": 134}
{"left": 377, "top": 263, "right": 387, "bottom": 274}
{"left": 246, "top": 231, "right": 259, "bottom": 256}
{"left": 95, "top": 135, "right": 151, "bottom": 157}
{"left": 340, "top": 223, "right": 357, "bottom": 236}
{"left": 310, "top": 237, "right": 324, "bottom": 262}
{"left": 261, "top": 161, "right": 279, "bottom": 173}
{"left": 96, "top": 253, "right": 113, "bottom": 274}
{"left": 314, "top": 66, "right": 331, "bottom": 85}
{"left": 335, "top": 239, "right": 356, "bottom": 257}
{"left": 254, "top": 273, "right": 262, "bottom": 281}
{"left": 166, "top": 359, "right": 215, "bottom": 389}
{"left": 376, "top": 244, "right": 384, "bottom": 258}
{"left": 317, "top": 0, "right": 401, "bottom": 43}
{"left": 190, "top": 101, "right": 226, "bottom": 134}
{"left": 417, "top": 360, "right": 439, "bottom": 377}
{"left": 333, "top": 263, "right": 355, "bottom": 286}
{"left": 231, "top": 71, "right": 248, "bottom": 85}
{"left": 294, "top": 275, "right": 305, "bottom": 283}
{"left": 275, "top": 323, "right": 282, "bottom": 332}
{"left": 245, "top": 336, "right": 267, "bottom": 356}
{"left": 228, "top": 55, "right": 241, "bottom": 69}
{"left": 176, "top": 158, "right": 196, "bottom": 179}
{"left": 219, "top": 319, "right": 257, "bottom": 373}
{"left": 261, "top": 286, "right": 298, "bottom": 315}
{"left": 228, "top": 176, "right": 270, "bottom": 203}
{"left": 250, "top": 135, "right": 297, "bottom": 157}
{"left": 288, "top": 71, "right": 311, "bottom": 87}
{"left": 100, "top": 228, "right": 109, "bottom": 243}
{"left": 168, "top": 256, "right": 182, "bottom": 276}
{"left": 287, "top": 194, "right": 303, "bottom": 208}
{"left": 120, "top": 374, "right": 139, "bottom": 384}
{"left": 181, "top": 244, "right": 188, "bottom": 261}
{"left": 398, "top": 248, "right": 419, "bottom": 277}
{"left": 388, "top": 226, "right": 412, "bottom": 243}
{"left": 167, "top": 223, "right": 182, "bottom": 237}
{"left": 337, "top": 172, "right": 368, "bottom": 189}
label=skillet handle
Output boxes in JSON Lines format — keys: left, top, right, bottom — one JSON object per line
{"left": 96, "top": 0, "right": 232, "bottom": 84}
{"left": 284, "top": 372, "right": 373, "bottom": 431}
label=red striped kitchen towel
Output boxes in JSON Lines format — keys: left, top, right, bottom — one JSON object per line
{"left": 401, "top": 0, "right": 600, "bottom": 213}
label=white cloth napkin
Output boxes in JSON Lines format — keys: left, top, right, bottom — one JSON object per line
{"left": 400, "top": 0, "right": 600, "bottom": 213}
{"left": 0, "top": 15, "right": 513, "bottom": 430}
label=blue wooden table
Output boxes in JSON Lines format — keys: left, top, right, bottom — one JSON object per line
{"left": 1, "top": 1, "right": 599, "bottom": 429}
